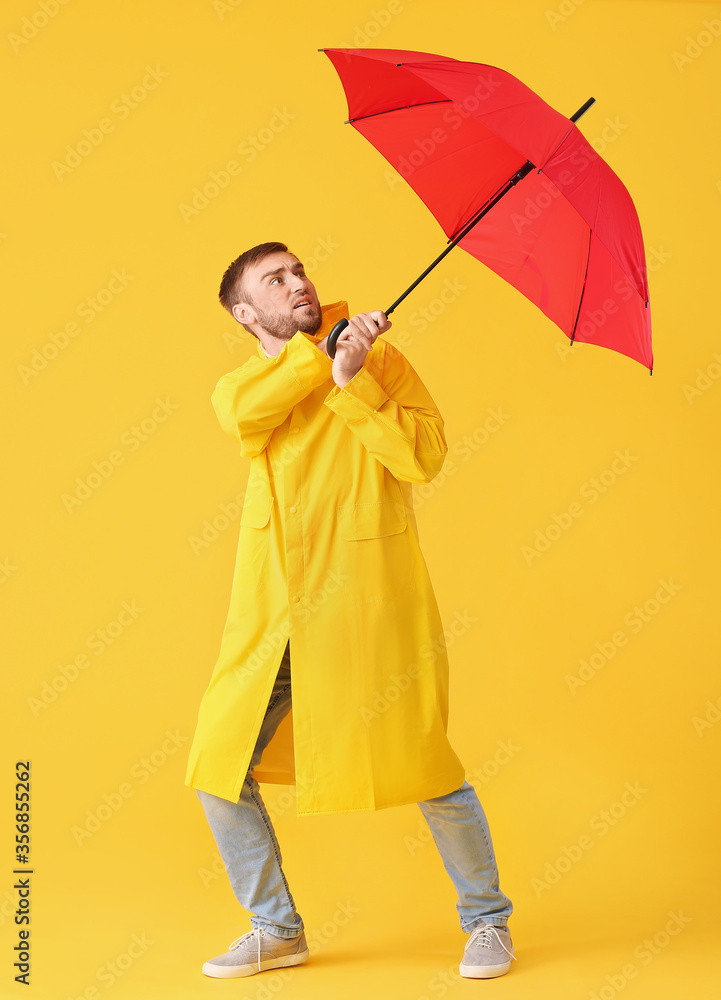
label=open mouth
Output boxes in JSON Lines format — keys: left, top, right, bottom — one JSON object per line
{"left": 294, "top": 299, "right": 312, "bottom": 309}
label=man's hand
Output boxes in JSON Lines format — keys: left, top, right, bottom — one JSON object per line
{"left": 331, "top": 311, "right": 392, "bottom": 388}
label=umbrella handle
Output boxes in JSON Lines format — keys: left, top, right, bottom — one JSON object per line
{"left": 326, "top": 319, "right": 348, "bottom": 359}
{"left": 326, "top": 317, "right": 382, "bottom": 359}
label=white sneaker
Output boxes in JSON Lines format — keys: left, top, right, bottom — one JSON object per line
{"left": 202, "top": 926, "right": 309, "bottom": 979}
{"left": 459, "top": 922, "right": 517, "bottom": 978}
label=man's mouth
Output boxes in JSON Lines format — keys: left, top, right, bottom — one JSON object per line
{"left": 294, "top": 299, "right": 312, "bottom": 309}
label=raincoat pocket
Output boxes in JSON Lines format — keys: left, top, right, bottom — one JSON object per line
{"left": 336, "top": 500, "right": 415, "bottom": 603}
{"left": 235, "top": 493, "right": 274, "bottom": 591}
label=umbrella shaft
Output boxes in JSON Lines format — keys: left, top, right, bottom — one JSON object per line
{"left": 383, "top": 98, "right": 595, "bottom": 319}
{"left": 385, "top": 159, "right": 535, "bottom": 317}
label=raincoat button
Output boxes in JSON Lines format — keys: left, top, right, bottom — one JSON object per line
{"left": 292, "top": 426, "right": 299, "bottom": 433}
{"left": 290, "top": 505, "right": 297, "bottom": 513}
{"left": 292, "top": 595, "right": 300, "bottom": 602}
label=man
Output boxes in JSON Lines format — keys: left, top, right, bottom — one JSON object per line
{"left": 185, "top": 242, "right": 515, "bottom": 980}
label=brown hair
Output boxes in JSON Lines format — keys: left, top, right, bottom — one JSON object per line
{"left": 218, "top": 241, "right": 290, "bottom": 334}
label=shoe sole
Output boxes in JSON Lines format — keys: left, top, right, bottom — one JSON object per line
{"left": 202, "top": 948, "right": 310, "bottom": 979}
{"left": 459, "top": 958, "right": 512, "bottom": 979}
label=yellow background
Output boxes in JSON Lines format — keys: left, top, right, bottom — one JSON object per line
{"left": 2, "top": 0, "right": 719, "bottom": 997}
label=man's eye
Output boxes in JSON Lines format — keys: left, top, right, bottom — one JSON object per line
{"left": 270, "top": 277, "right": 281, "bottom": 284}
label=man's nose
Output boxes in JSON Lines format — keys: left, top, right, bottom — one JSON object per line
{"left": 292, "top": 276, "right": 312, "bottom": 296}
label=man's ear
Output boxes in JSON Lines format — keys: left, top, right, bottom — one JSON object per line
{"left": 232, "top": 301, "right": 256, "bottom": 326}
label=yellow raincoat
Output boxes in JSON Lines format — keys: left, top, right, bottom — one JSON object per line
{"left": 185, "top": 299, "right": 466, "bottom": 815}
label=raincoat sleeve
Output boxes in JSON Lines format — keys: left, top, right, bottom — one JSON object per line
{"left": 211, "top": 331, "right": 333, "bottom": 457}
{"left": 323, "top": 340, "right": 447, "bottom": 484}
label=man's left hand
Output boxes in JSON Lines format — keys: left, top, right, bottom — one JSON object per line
{"left": 333, "top": 311, "right": 392, "bottom": 388}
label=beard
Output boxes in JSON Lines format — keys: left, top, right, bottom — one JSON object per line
{"left": 252, "top": 301, "right": 323, "bottom": 340}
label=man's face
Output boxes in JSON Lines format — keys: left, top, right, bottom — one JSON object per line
{"left": 236, "top": 251, "right": 322, "bottom": 340}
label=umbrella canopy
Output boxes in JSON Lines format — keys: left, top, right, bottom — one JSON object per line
{"left": 322, "top": 47, "right": 653, "bottom": 372}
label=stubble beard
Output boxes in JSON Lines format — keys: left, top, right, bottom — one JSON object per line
{"left": 253, "top": 302, "right": 323, "bottom": 340}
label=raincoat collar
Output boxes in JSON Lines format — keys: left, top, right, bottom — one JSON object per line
{"left": 255, "top": 300, "right": 349, "bottom": 359}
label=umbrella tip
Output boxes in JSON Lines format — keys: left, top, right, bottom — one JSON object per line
{"left": 570, "top": 97, "right": 596, "bottom": 123}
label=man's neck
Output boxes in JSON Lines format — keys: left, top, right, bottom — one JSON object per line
{"left": 258, "top": 331, "right": 320, "bottom": 357}
{"left": 258, "top": 335, "right": 291, "bottom": 357}
{"left": 253, "top": 303, "right": 348, "bottom": 356}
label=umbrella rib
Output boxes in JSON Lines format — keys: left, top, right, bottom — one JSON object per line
{"left": 570, "top": 227, "right": 593, "bottom": 344}
{"left": 345, "top": 99, "right": 452, "bottom": 124}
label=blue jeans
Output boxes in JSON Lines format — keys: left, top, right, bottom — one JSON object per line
{"left": 196, "top": 640, "right": 513, "bottom": 939}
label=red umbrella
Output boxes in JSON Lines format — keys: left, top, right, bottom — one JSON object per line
{"left": 320, "top": 47, "right": 653, "bottom": 373}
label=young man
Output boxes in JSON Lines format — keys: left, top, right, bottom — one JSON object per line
{"left": 185, "top": 242, "right": 515, "bottom": 980}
